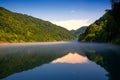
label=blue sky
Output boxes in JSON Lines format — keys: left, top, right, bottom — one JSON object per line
{"left": 0, "top": 0, "right": 111, "bottom": 30}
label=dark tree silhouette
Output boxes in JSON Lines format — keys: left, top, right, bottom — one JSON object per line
{"left": 111, "top": 0, "right": 120, "bottom": 7}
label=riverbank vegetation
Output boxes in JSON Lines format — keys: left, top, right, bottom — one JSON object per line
{"left": 0, "top": 7, "right": 75, "bottom": 43}
{"left": 79, "top": 2, "right": 120, "bottom": 44}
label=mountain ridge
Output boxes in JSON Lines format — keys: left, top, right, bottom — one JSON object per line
{"left": 71, "top": 26, "right": 87, "bottom": 37}
{"left": 79, "top": 2, "right": 120, "bottom": 44}
{"left": 0, "top": 7, "right": 75, "bottom": 43}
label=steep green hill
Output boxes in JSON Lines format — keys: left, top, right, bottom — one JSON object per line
{"left": 0, "top": 7, "right": 75, "bottom": 43}
{"left": 79, "top": 2, "right": 120, "bottom": 44}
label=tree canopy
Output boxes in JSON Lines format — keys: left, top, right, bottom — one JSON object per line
{"left": 79, "top": 2, "right": 120, "bottom": 44}
{"left": 0, "top": 7, "right": 75, "bottom": 43}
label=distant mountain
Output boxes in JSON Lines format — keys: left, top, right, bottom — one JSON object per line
{"left": 79, "top": 2, "right": 120, "bottom": 44}
{"left": 71, "top": 26, "right": 87, "bottom": 37}
{"left": 0, "top": 7, "right": 75, "bottom": 43}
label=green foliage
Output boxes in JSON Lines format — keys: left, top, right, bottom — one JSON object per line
{"left": 79, "top": 2, "right": 120, "bottom": 44}
{"left": 79, "top": 21, "right": 103, "bottom": 42}
{"left": 0, "top": 7, "right": 75, "bottom": 43}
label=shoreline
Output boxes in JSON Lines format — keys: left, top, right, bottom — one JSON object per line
{"left": 0, "top": 41, "right": 71, "bottom": 46}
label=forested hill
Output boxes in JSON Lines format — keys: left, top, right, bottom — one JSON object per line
{"left": 79, "top": 2, "right": 120, "bottom": 44}
{"left": 71, "top": 26, "right": 87, "bottom": 37}
{"left": 0, "top": 7, "right": 75, "bottom": 43}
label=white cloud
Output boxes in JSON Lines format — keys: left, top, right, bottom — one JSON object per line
{"left": 70, "top": 10, "right": 76, "bottom": 13}
{"left": 51, "top": 19, "right": 89, "bottom": 30}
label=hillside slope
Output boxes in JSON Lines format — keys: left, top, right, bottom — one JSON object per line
{"left": 0, "top": 7, "right": 75, "bottom": 43}
{"left": 79, "top": 2, "right": 120, "bottom": 44}
{"left": 71, "top": 26, "right": 87, "bottom": 37}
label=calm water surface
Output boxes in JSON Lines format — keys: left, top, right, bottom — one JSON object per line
{"left": 0, "top": 41, "right": 120, "bottom": 80}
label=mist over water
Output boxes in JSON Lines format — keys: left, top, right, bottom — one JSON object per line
{"left": 0, "top": 41, "right": 119, "bottom": 80}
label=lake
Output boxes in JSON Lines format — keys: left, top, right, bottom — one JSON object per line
{"left": 0, "top": 41, "right": 120, "bottom": 80}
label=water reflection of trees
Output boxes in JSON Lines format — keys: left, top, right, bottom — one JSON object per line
{"left": 0, "top": 52, "right": 67, "bottom": 79}
{"left": 86, "top": 49, "right": 120, "bottom": 80}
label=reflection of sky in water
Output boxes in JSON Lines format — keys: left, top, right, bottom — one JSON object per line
{"left": 4, "top": 52, "right": 108, "bottom": 80}
{"left": 1, "top": 42, "right": 119, "bottom": 80}
{"left": 52, "top": 53, "right": 88, "bottom": 64}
